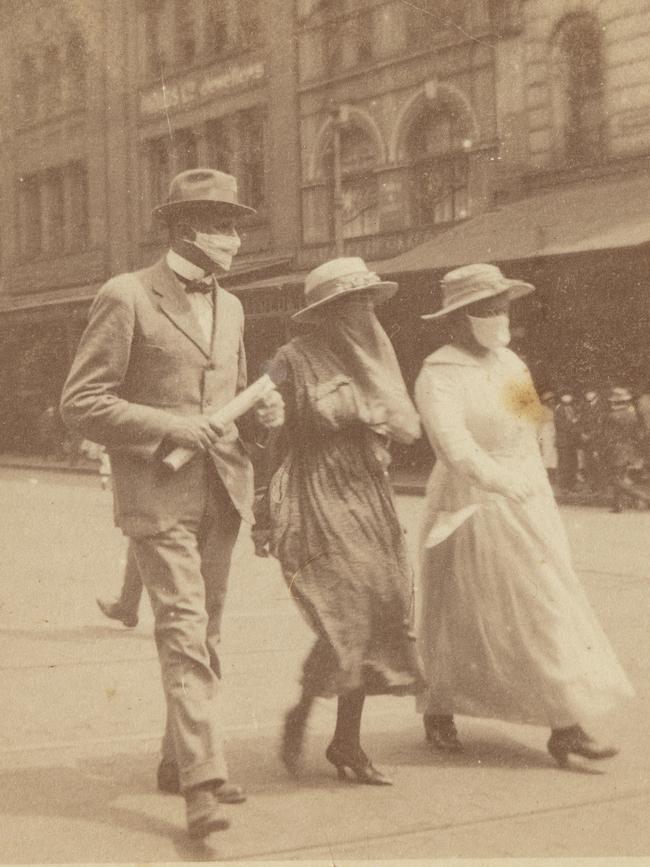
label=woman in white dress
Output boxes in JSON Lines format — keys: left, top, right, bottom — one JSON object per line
{"left": 415, "top": 264, "right": 633, "bottom": 768}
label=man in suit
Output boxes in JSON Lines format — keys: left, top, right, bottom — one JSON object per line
{"left": 60, "top": 168, "right": 284, "bottom": 840}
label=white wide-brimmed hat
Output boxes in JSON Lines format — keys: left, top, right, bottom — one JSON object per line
{"left": 293, "top": 257, "right": 397, "bottom": 322}
{"left": 421, "top": 263, "right": 534, "bottom": 320}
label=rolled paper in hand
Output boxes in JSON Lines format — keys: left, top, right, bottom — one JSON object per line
{"left": 163, "top": 373, "right": 277, "bottom": 471}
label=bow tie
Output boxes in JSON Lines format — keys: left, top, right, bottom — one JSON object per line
{"left": 176, "top": 274, "right": 213, "bottom": 294}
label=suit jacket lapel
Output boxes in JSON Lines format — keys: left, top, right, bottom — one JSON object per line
{"left": 150, "top": 259, "right": 211, "bottom": 358}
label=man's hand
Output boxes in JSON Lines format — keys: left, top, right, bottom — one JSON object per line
{"left": 165, "top": 415, "right": 225, "bottom": 451}
{"left": 255, "top": 389, "right": 284, "bottom": 429}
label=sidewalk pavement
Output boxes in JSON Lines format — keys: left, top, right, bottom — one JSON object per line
{"left": 0, "top": 470, "right": 649, "bottom": 861}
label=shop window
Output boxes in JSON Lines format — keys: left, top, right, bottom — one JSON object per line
{"left": 174, "top": 0, "right": 197, "bottom": 65}
{"left": 207, "top": 118, "right": 233, "bottom": 173}
{"left": 67, "top": 162, "right": 89, "bottom": 251}
{"left": 43, "top": 45, "right": 62, "bottom": 115}
{"left": 238, "top": 110, "right": 266, "bottom": 212}
{"left": 407, "top": 106, "right": 469, "bottom": 225}
{"left": 238, "top": 0, "right": 262, "bottom": 49}
{"left": 551, "top": 13, "right": 605, "bottom": 166}
{"left": 18, "top": 55, "right": 39, "bottom": 121}
{"left": 43, "top": 169, "right": 65, "bottom": 252}
{"left": 206, "top": 0, "right": 229, "bottom": 58}
{"left": 323, "top": 124, "right": 379, "bottom": 239}
{"left": 406, "top": 1, "right": 466, "bottom": 49}
{"left": 18, "top": 175, "right": 42, "bottom": 257}
{"left": 66, "top": 32, "right": 87, "bottom": 108}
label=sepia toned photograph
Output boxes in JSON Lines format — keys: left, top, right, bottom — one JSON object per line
{"left": 0, "top": 0, "right": 649, "bottom": 862}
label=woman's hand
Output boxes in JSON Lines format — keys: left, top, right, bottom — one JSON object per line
{"left": 497, "top": 474, "right": 535, "bottom": 503}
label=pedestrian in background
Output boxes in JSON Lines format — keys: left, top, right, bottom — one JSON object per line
{"left": 96, "top": 542, "right": 143, "bottom": 629}
{"left": 263, "top": 257, "right": 424, "bottom": 786}
{"left": 579, "top": 388, "right": 607, "bottom": 492}
{"left": 538, "top": 390, "right": 558, "bottom": 485}
{"left": 554, "top": 393, "right": 580, "bottom": 490}
{"left": 604, "top": 387, "right": 643, "bottom": 513}
{"left": 415, "top": 264, "right": 632, "bottom": 768}
{"left": 61, "top": 168, "right": 284, "bottom": 840}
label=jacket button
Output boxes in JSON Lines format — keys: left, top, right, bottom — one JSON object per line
{"left": 206, "top": 362, "right": 216, "bottom": 370}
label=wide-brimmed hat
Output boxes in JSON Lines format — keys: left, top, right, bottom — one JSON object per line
{"left": 421, "top": 263, "right": 534, "bottom": 320}
{"left": 292, "top": 257, "right": 397, "bottom": 322}
{"left": 152, "top": 168, "right": 256, "bottom": 221}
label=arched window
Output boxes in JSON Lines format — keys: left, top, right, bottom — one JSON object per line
{"left": 66, "top": 32, "right": 87, "bottom": 108}
{"left": 18, "top": 55, "right": 39, "bottom": 121}
{"left": 551, "top": 14, "right": 605, "bottom": 165}
{"left": 43, "top": 45, "right": 62, "bottom": 115}
{"left": 323, "top": 124, "right": 379, "bottom": 239}
{"left": 406, "top": 105, "right": 469, "bottom": 225}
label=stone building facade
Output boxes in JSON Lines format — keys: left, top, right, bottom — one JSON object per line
{"left": 1, "top": 0, "right": 650, "bottom": 457}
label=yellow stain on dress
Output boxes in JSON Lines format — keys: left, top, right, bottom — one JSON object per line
{"left": 503, "top": 377, "right": 544, "bottom": 423}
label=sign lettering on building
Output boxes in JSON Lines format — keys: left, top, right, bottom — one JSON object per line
{"left": 139, "top": 62, "right": 265, "bottom": 117}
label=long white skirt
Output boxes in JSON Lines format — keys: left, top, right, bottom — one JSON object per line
{"left": 417, "top": 462, "right": 633, "bottom": 728}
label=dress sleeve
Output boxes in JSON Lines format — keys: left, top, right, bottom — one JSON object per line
{"left": 414, "top": 363, "right": 516, "bottom": 494}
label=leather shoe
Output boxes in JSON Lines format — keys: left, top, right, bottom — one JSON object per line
{"left": 96, "top": 597, "right": 138, "bottom": 628}
{"left": 158, "top": 759, "right": 246, "bottom": 803}
{"left": 424, "top": 714, "right": 463, "bottom": 751}
{"left": 185, "top": 784, "right": 229, "bottom": 838}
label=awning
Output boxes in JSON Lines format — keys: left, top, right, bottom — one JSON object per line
{"left": 377, "top": 170, "right": 650, "bottom": 275}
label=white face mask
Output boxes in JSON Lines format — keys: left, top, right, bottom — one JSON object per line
{"left": 192, "top": 230, "right": 241, "bottom": 272}
{"left": 466, "top": 313, "right": 511, "bottom": 349}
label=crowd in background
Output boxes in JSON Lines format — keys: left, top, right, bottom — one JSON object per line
{"left": 538, "top": 385, "right": 650, "bottom": 512}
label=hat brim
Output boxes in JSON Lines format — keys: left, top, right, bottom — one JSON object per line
{"left": 152, "top": 199, "right": 257, "bottom": 221}
{"left": 421, "top": 279, "right": 535, "bottom": 320}
{"left": 292, "top": 281, "right": 398, "bottom": 322}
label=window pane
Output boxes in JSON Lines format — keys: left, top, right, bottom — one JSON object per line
{"left": 43, "top": 170, "right": 65, "bottom": 252}
{"left": 43, "top": 46, "right": 62, "bottom": 115}
{"left": 144, "top": 0, "right": 162, "bottom": 75}
{"left": 18, "top": 56, "right": 39, "bottom": 121}
{"left": 148, "top": 137, "right": 171, "bottom": 211}
{"left": 174, "top": 0, "right": 197, "bottom": 64}
{"left": 18, "top": 175, "right": 42, "bottom": 257}
{"left": 206, "top": 0, "right": 229, "bottom": 57}
{"left": 407, "top": 109, "right": 469, "bottom": 226}
{"left": 239, "top": 0, "right": 262, "bottom": 49}
{"left": 66, "top": 33, "right": 87, "bottom": 107}
{"left": 173, "top": 129, "right": 197, "bottom": 172}
{"left": 206, "top": 119, "right": 233, "bottom": 173}
{"left": 239, "top": 111, "right": 266, "bottom": 210}
{"left": 67, "top": 162, "right": 89, "bottom": 251}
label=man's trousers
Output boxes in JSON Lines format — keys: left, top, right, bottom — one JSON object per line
{"left": 131, "top": 473, "right": 241, "bottom": 791}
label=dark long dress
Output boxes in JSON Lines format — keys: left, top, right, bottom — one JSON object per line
{"left": 266, "top": 335, "right": 423, "bottom": 698}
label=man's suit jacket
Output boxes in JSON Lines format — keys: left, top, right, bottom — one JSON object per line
{"left": 60, "top": 256, "right": 254, "bottom": 536}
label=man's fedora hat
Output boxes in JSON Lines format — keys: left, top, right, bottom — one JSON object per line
{"left": 152, "top": 168, "right": 256, "bottom": 221}
{"left": 293, "top": 257, "right": 398, "bottom": 322}
{"left": 421, "top": 263, "right": 534, "bottom": 320}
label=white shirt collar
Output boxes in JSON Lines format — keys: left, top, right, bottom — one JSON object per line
{"left": 166, "top": 249, "right": 208, "bottom": 282}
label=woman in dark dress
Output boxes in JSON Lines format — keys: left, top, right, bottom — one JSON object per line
{"left": 261, "top": 257, "right": 423, "bottom": 785}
